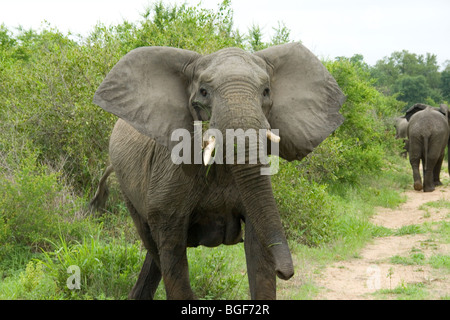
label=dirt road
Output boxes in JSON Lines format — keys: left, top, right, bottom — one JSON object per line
{"left": 315, "top": 179, "right": 450, "bottom": 300}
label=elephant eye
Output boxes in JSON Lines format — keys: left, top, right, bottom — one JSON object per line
{"left": 200, "top": 88, "right": 208, "bottom": 97}
{"left": 263, "top": 88, "right": 270, "bottom": 97}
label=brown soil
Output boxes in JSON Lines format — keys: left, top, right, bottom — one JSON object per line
{"left": 313, "top": 179, "right": 450, "bottom": 300}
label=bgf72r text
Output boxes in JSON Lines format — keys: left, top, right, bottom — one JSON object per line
{"left": 226, "top": 304, "right": 269, "bottom": 315}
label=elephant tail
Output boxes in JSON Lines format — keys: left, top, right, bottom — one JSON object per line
{"left": 89, "top": 165, "right": 114, "bottom": 213}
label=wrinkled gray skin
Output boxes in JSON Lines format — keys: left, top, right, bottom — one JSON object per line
{"left": 394, "top": 116, "right": 409, "bottom": 158}
{"left": 406, "top": 104, "right": 449, "bottom": 192}
{"left": 90, "top": 43, "right": 345, "bottom": 300}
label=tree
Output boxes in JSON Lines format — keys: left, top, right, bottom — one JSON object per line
{"left": 271, "top": 21, "right": 291, "bottom": 46}
{"left": 441, "top": 63, "right": 450, "bottom": 102}
{"left": 371, "top": 50, "right": 444, "bottom": 105}
{"left": 393, "top": 75, "right": 430, "bottom": 107}
{"left": 247, "top": 24, "right": 267, "bottom": 52}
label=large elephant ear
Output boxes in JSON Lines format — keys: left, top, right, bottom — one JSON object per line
{"left": 405, "top": 103, "right": 428, "bottom": 121}
{"left": 439, "top": 104, "right": 449, "bottom": 120}
{"left": 93, "top": 46, "right": 200, "bottom": 149}
{"left": 255, "top": 42, "right": 345, "bottom": 161}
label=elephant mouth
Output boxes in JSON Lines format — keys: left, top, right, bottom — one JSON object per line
{"left": 202, "top": 128, "right": 281, "bottom": 166}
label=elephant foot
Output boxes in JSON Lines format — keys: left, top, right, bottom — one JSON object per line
{"left": 413, "top": 181, "right": 423, "bottom": 191}
{"left": 434, "top": 180, "right": 443, "bottom": 186}
{"left": 423, "top": 186, "right": 435, "bottom": 192}
{"left": 129, "top": 283, "right": 152, "bottom": 300}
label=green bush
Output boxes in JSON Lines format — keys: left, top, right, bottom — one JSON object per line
{"left": 18, "top": 261, "right": 59, "bottom": 299}
{"left": 0, "top": 26, "right": 118, "bottom": 191}
{"left": 0, "top": 144, "right": 86, "bottom": 258}
{"left": 187, "top": 245, "right": 247, "bottom": 300}
{"left": 0, "top": 1, "right": 245, "bottom": 193}
{"left": 272, "top": 159, "right": 338, "bottom": 246}
{"left": 37, "top": 233, "right": 144, "bottom": 300}
{"left": 0, "top": 260, "right": 59, "bottom": 300}
{"left": 305, "top": 59, "right": 405, "bottom": 186}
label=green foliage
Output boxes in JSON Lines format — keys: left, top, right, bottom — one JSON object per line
{"left": 247, "top": 24, "right": 267, "bottom": 52}
{"left": 0, "top": 260, "right": 58, "bottom": 299}
{"left": 390, "top": 253, "right": 426, "bottom": 265}
{"left": 429, "top": 254, "right": 450, "bottom": 270}
{"left": 0, "top": 1, "right": 246, "bottom": 193}
{"left": 0, "top": 25, "right": 117, "bottom": 190}
{"left": 247, "top": 21, "right": 293, "bottom": 52}
{"left": 393, "top": 75, "right": 432, "bottom": 106}
{"left": 377, "top": 282, "right": 429, "bottom": 300}
{"left": 371, "top": 50, "right": 446, "bottom": 107}
{"left": 272, "top": 159, "right": 338, "bottom": 246}
{"left": 270, "top": 21, "right": 292, "bottom": 46}
{"left": 37, "top": 233, "right": 144, "bottom": 299}
{"left": 441, "top": 66, "right": 450, "bottom": 102}
{"left": 0, "top": 144, "right": 86, "bottom": 258}
{"left": 187, "top": 245, "right": 247, "bottom": 300}
{"left": 298, "top": 58, "right": 405, "bottom": 186}
{"left": 135, "top": 0, "right": 243, "bottom": 53}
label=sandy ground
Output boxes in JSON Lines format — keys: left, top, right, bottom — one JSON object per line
{"left": 313, "top": 178, "right": 450, "bottom": 300}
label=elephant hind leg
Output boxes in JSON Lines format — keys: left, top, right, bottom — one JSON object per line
{"left": 414, "top": 180, "right": 423, "bottom": 191}
{"left": 410, "top": 158, "right": 423, "bottom": 191}
{"left": 433, "top": 153, "right": 445, "bottom": 187}
{"left": 423, "top": 155, "right": 442, "bottom": 192}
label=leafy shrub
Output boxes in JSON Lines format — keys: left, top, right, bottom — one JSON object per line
{"left": 0, "top": 144, "right": 86, "bottom": 258}
{"left": 0, "top": 26, "right": 118, "bottom": 191}
{"left": 309, "top": 59, "right": 405, "bottom": 186}
{"left": 0, "top": 1, "right": 245, "bottom": 193}
{"left": 272, "top": 159, "right": 338, "bottom": 246}
{"left": 38, "top": 233, "right": 144, "bottom": 299}
{"left": 0, "top": 260, "right": 59, "bottom": 300}
{"left": 187, "top": 245, "right": 247, "bottom": 300}
{"left": 18, "top": 261, "right": 58, "bottom": 299}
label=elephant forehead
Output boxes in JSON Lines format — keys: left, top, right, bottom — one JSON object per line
{"left": 196, "top": 49, "right": 269, "bottom": 85}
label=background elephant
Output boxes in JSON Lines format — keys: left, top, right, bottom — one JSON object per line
{"left": 444, "top": 104, "right": 450, "bottom": 174}
{"left": 405, "top": 103, "right": 449, "bottom": 192}
{"left": 394, "top": 116, "right": 409, "bottom": 157}
{"left": 90, "top": 43, "right": 345, "bottom": 299}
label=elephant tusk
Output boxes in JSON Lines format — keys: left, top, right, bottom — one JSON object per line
{"left": 266, "top": 130, "right": 281, "bottom": 143}
{"left": 203, "top": 136, "right": 216, "bottom": 165}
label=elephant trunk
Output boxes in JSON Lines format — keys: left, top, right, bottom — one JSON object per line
{"left": 230, "top": 164, "right": 294, "bottom": 280}
{"left": 209, "top": 89, "right": 293, "bottom": 279}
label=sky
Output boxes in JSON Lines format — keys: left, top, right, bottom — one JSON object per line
{"left": 1, "top": 0, "right": 449, "bottom": 67}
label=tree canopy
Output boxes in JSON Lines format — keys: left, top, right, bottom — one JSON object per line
{"left": 370, "top": 50, "right": 447, "bottom": 108}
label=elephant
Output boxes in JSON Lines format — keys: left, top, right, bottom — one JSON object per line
{"left": 394, "top": 116, "right": 409, "bottom": 157}
{"left": 405, "top": 103, "right": 449, "bottom": 192}
{"left": 89, "top": 42, "right": 345, "bottom": 299}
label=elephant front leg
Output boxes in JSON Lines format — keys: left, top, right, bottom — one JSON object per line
{"left": 129, "top": 252, "right": 162, "bottom": 300}
{"left": 159, "top": 242, "right": 196, "bottom": 299}
{"left": 152, "top": 217, "right": 196, "bottom": 300}
{"left": 424, "top": 155, "right": 441, "bottom": 192}
{"left": 433, "top": 153, "right": 445, "bottom": 187}
{"left": 244, "top": 220, "right": 276, "bottom": 300}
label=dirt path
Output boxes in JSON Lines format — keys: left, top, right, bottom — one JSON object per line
{"left": 314, "top": 179, "right": 450, "bottom": 300}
